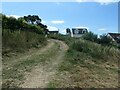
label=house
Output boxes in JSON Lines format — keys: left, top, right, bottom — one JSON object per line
{"left": 107, "top": 33, "right": 120, "bottom": 47}
{"left": 66, "top": 27, "right": 88, "bottom": 37}
{"left": 48, "top": 30, "right": 59, "bottom": 35}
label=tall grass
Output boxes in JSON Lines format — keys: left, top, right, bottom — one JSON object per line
{"left": 48, "top": 34, "right": 120, "bottom": 62}
{"left": 71, "top": 39, "right": 120, "bottom": 59}
{"left": 2, "top": 29, "right": 46, "bottom": 55}
{"left": 48, "top": 35, "right": 120, "bottom": 88}
{"left": 48, "top": 34, "right": 77, "bottom": 45}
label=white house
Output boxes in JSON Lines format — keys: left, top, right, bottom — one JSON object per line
{"left": 66, "top": 27, "right": 88, "bottom": 37}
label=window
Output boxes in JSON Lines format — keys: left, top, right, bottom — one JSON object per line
{"left": 75, "top": 29, "right": 79, "bottom": 34}
{"left": 83, "top": 30, "right": 85, "bottom": 34}
{"left": 78, "top": 29, "right": 83, "bottom": 34}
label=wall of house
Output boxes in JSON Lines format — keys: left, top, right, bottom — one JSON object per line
{"left": 71, "top": 28, "right": 87, "bottom": 37}
{"left": 66, "top": 28, "right": 88, "bottom": 37}
{"left": 72, "top": 34, "right": 83, "bottom": 37}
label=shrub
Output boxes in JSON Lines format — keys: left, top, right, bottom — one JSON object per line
{"left": 98, "top": 34, "right": 113, "bottom": 45}
{"left": 82, "top": 31, "right": 98, "bottom": 42}
{"left": 48, "top": 34, "right": 77, "bottom": 45}
{"left": 70, "top": 39, "right": 119, "bottom": 59}
{"left": 2, "top": 29, "right": 46, "bottom": 54}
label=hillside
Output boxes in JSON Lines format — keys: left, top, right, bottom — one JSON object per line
{"left": 2, "top": 14, "right": 47, "bottom": 58}
{"left": 48, "top": 35, "right": 120, "bottom": 88}
{"left": 2, "top": 39, "right": 68, "bottom": 88}
{"left": 2, "top": 14, "right": 120, "bottom": 88}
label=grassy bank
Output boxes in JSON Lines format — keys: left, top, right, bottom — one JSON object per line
{"left": 2, "top": 14, "right": 48, "bottom": 59}
{"left": 2, "top": 29, "right": 46, "bottom": 58}
{"left": 2, "top": 14, "right": 49, "bottom": 88}
{"left": 48, "top": 35, "right": 120, "bottom": 88}
{"left": 2, "top": 40, "right": 60, "bottom": 88}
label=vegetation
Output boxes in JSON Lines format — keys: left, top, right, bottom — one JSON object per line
{"left": 48, "top": 34, "right": 120, "bottom": 88}
{"left": 82, "top": 31, "right": 114, "bottom": 47}
{"left": 98, "top": 34, "right": 113, "bottom": 45}
{"left": 48, "top": 34, "right": 120, "bottom": 61}
{"left": 2, "top": 13, "right": 119, "bottom": 88}
{"left": 2, "top": 30, "right": 46, "bottom": 55}
{"left": 82, "top": 31, "right": 98, "bottom": 42}
{"left": 48, "top": 34, "right": 76, "bottom": 45}
{"left": 2, "top": 41, "right": 60, "bottom": 88}
{"left": 2, "top": 14, "right": 49, "bottom": 88}
{"left": 2, "top": 14, "right": 48, "bottom": 57}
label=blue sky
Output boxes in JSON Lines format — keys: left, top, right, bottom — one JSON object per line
{"left": 2, "top": 1, "right": 118, "bottom": 35}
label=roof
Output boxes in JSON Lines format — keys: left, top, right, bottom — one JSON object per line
{"left": 108, "top": 33, "right": 120, "bottom": 43}
{"left": 72, "top": 27, "right": 88, "bottom": 30}
{"left": 48, "top": 31, "right": 59, "bottom": 34}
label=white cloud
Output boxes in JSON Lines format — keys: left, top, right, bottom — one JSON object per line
{"left": 6, "top": 15, "right": 21, "bottom": 19}
{"left": 75, "top": 0, "right": 119, "bottom": 5}
{"left": 41, "top": 20, "right": 47, "bottom": 24}
{"left": 51, "top": 20, "right": 65, "bottom": 24}
{"left": 47, "top": 26, "right": 58, "bottom": 31}
{"left": 98, "top": 28, "right": 107, "bottom": 31}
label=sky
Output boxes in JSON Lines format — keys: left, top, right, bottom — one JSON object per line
{"left": 1, "top": 0, "right": 119, "bottom": 35}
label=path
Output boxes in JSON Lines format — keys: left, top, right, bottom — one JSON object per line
{"left": 20, "top": 39, "right": 68, "bottom": 88}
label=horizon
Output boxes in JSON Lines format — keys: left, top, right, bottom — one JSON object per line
{"left": 2, "top": 1, "right": 119, "bottom": 35}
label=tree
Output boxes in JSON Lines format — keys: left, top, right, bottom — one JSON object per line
{"left": 2, "top": 14, "right": 47, "bottom": 35}
{"left": 6, "top": 16, "right": 18, "bottom": 32}
{"left": 23, "top": 15, "right": 41, "bottom": 24}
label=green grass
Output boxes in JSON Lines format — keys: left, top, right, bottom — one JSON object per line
{"left": 71, "top": 39, "right": 119, "bottom": 60}
{"left": 48, "top": 34, "right": 77, "bottom": 45}
{"left": 48, "top": 35, "right": 120, "bottom": 88}
{"left": 2, "top": 29, "right": 47, "bottom": 58}
{"left": 2, "top": 42, "right": 59, "bottom": 88}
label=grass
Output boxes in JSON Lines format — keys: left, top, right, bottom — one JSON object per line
{"left": 48, "top": 35, "right": 120, "bottom": 88}
{"left": 71, "top": 39, "right": 119, "bottom": 60}
{"left": 2, "top": 41, "right": 59, "bottom": 88}
{"left": 48, "top": 34, "right": 77, "bottom": 45}
{"left": 2, "top": 29, "right": 47, "bottom": 58}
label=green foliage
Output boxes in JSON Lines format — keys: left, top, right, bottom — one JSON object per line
{"left": 23, "top": 15, "right": 48, "bottom": 32}
{"left": 48, "top": 34, "right": 77, "bottom": 45}
{"left": 2, "top": 29, "right": 46, "bottom": 55}
{"left": 2, "top": 14, "right": 47, "bottom": 55}
{"left": 48, "top": 33, "right": 120, "bottom": 88}
{"left": 82, "top": 31, "right": 98, "bottom": 42}
{"left": 82, "top": 31, "right": 116, "bottom": 47}
{"left": 71, "top": 39, "right": 119, "bottom": 59}
{"left": 48, "top": 34, "right": 120, "bottom": 62}
{"left": 98, "top": 34, "right": 113, "bottom": 45}
{"left": 23, "top": 15, "right": 41, "bottom": 24}
{"left": 2, "top": 14, "right": 46, "bottom": 34}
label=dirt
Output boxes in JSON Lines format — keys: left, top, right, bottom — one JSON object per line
{"left": 3, "top": 40, "right": 54, "bottom": 68}
{"left": 19, "top": 39, "right": 68, "bottom": 88}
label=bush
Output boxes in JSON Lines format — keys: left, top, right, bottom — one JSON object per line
{"left": 98, "top": 34, "right": 113, "bottom": 45}
{"left": 82, "top": 31, "right": 98, "bottom": 42}
{"left": 2, "top": 29, "right": 46, "bottom": 54}
{"left": 2, "top": 14, "right": 45, "bottom": 35}
{"left": 2, "top": 14, "right": 47, "bottom": 55}
{"left": 71, "top": 39, "right": 119, "bottom": 59}
{"left": 48, "top": 34, "right": 77, "bottom": 45}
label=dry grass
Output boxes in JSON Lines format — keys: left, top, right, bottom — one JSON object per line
{"left": 48, "top": 36, "right": 119, "bottom": 88}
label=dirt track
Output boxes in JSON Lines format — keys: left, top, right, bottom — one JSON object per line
{"left": 20, "top": 39, "right": 68, "bottom": 88}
